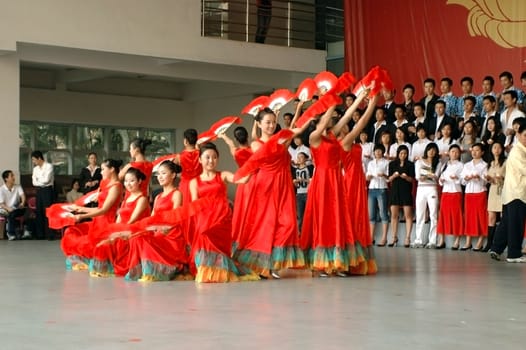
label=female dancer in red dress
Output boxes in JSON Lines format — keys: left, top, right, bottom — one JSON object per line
{"left": 188, "top": 143, "right": 258, "bottom": 282}
{"left": 61, "top": 159, "right": 124, "bottom": 270}
{"left": 300, "top": 90, "right": 369, "bottom": 276}
{"left": 233, "top": 108, "right": 308, "bottom": 279}
{"left": 217, "top": 126, "right": 253, "bottom": 249}
{"left": 125, "top": 160, "right": 188, "bottom": 281}
{"left": 341, "top": 94, "right": 378, "bottom": 275}
{"left": 89, "top": 168, "right": 151, "bottom": 277}
{"left": 119, "top": 138, "right": 153, "bottom": 196}
{"left": 173, "top": 129, "right": 202, "bottom": 204}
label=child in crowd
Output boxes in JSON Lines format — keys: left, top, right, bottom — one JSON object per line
{"left": 293, "top": 152, "right": 313, "bottom": 234}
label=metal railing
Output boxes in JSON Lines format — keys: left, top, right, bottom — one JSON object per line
{"left": 201, "top": 0, "right": 343, "bottom": 50}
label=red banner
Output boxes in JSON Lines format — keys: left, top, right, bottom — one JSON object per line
{"left": 344, "top": 0, "right": 526, "bottom": 99}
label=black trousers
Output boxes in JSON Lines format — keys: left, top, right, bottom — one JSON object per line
{"left": 5, "top": 208, "right": 26, "bottom": 236}
{"left": 255, "top": 4, "right": 272, "bottom": 43}
{"left": 491, "top": 200, "right": 526, "bottom": 259}
{"left": 35, "top": 186, "right": 54, "bottom": 239}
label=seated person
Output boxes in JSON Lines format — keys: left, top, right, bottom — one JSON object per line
{"left": 66, "top": 179, "right": 83, "bottom": 203}
{"left": 0, "top": 170, "right": 31, "bottom": 240}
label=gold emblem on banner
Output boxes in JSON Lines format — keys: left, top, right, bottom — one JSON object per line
{"left": 448, "top": 0, "right": 526, "bottom": 48}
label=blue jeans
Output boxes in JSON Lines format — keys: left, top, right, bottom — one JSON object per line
{"left": 296, "top": 193, "right": 307, "bottom": 233}
{"left": 368, "top": 189, "right": 389, "bottom": 224}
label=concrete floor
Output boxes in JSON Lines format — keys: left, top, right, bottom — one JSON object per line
{"left": 0, "top": 241, "right": 525, "bottom": 350}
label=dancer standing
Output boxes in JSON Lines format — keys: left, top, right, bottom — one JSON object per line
{"left": 119, "top": 138, "right": 153, "bottom": 196}
{"left": 341, "top": 93, "right": 378, "bottom": 274}
{"left": 189, "top": 143, "right": 258, "bottom": 282}
{"left": 233, "top": 108, "right": 308, "bottom": 279}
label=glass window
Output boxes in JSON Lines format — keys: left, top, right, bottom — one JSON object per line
{"left": 19, "top": 122, "right": 175, "bottom": 175}
{"left": 36, "top": 124, "right": 70, "bottom": 150}
{"left": 144, "top": 129, "right": 174, "bottom": 159}
{"left": 110, "top": 128, "right": 140, "bottom": 152}
{"left": 46, "top": 150, "right": 72, "bottom": 175}
{"left": 19, "top": 123, "right": 33, "bottom": 148}
{"left": 75, "top": 127, "right": 105, "bottom": 152}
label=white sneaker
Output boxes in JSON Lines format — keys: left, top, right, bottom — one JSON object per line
{"left": 319, "top": 272, "right": 329, "bottom": 278}
{"left": 7, "top": 234, "right": 16, "bottom": 241}
{"left": 336, "top": 271, "right": 348, "bottom": 277}
{"left": 425, "top": 243, "right": 437, "bottom": 249}
{"left": 506, "top": 257, "right": 526, "bottom": 263}
{"left": 22, "top": 230, "right": 32, "bottom": 239}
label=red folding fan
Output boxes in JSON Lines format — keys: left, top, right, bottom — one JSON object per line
{"left": 241, "top": 96, "right": 270, "bottom": 117}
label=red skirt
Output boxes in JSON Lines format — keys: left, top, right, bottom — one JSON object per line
{"left": 464, "top": 192, "right": 488, "bottom": 236}
{"left": 437, "top": 192, "right": 463, "bottom": 236}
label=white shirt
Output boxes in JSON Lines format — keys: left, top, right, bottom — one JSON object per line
{"left": 435, "top": 114, "right": 445, "bottom": 134}
{"left": 415, "top": 159, "right": 441, "bottom": 186}
{"left": 366, "top": 158, "right": 389, "bottom": 189}
{"left": 439, "top": 161, "right": 463, "bottom": 193}
{"left": 288, "top": 144, "right": 311, "bottom": 166}
{"left": 360, "top": 142, "right": 374, "bottom": 174}
{"left": 372, "top": 120, "right": 387, "bottom": 142}
{"left": 461, "top": 159, "right": 488, "bottom": 193}
{"left": 435, "top": 138, "right": 457, "bottom": 163}
{"left": 32, "top": 161, "right": 54, "bottom": 187}
{"left": 393, "top": 119, "right": 408, "bottom": 128}
{"left": 411, "top": 138, "right": 431, "bottom": 161}
{"left": 500, "top": 106, "right": 525, "bottom": 132}
{"left": 0, "top": 184, "right": 24, "bottom": 214}
{"left": 501, "top": 141, "right": 526, "bottom": 205}
{"left": 389, "top": 142, "right": 412, "bottom": 161}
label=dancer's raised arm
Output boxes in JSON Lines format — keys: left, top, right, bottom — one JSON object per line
{"left": 342, "top": 94, "right": 379, "bottom": 150}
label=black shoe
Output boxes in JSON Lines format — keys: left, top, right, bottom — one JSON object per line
{"left": 460, "top": 245, "right": 472, "bottom": 251}
{"left": 436, "top": 243, "right": 446, "bottom": 249}
{"left": 489, "top": 251, "right": 501, "bottom": 261}
{"left": 451, "top": 245, "right": 459, "bottom": 250}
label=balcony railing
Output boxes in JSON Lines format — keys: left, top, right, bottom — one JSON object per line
{"left": 201, "top": 0, "right": 343, "bottom": 50}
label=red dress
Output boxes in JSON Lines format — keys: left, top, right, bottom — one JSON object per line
{"left": 300, "top": 133, "right": 350, "bottom": 273}
{"left": 233, "top": 133, "right": 305, "bottom": 277}
{"left": 231, "top": 147, "right": 254, "bottom": 249}
{"left": 342, "top": 143, "right": 377, "bottom": 275}
{"left": 89, "top": 193, "right": 150, "bottom": 277}
{"left": 179, "top": 150, "right": 202, "bottom": 204}
{"left": 130, "top": 161, "right": 153, "bottom": 196}
{"left": 61, "top": 181, "right": 123, "bottom": 269}
{"left": 191, "top": 173, "right": 258, "bottom": 282}
{"left": 125, "top": 189, "right": 189, "bottom": 281}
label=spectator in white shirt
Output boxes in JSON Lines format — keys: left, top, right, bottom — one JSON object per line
{"left": 31, "top": 150, "right": 55, "bottom": 240}
{"left": 490, "top": 119, "right": 526, "bottom": 262}
{"left": 366, "top": 144, "right": 390, "bottom": 246}
{"left": 358, "top": 131, "right": 374, "bottom": 173}
{"left": 389, "top": 127, "right": 412, "bottom": 161}
{"left": 437, "top": 145, "right": 464, "bottom": 249}
{"left": 500, "top": 90, "right": 525, "bottom": 137}
{"left": 413, "top": 143, "right": 441, "bottom": 248}
{"left": 460, "top": 143, "right": 488, "bottom": 251}
{"left": 411, "top": 124, "right": 431, "bottom": 162}
{"left": 0, "top": 170, "right": 30, "bottom": 240}
{"left": 435, "top": 123, "right": 457, "bottom": 164}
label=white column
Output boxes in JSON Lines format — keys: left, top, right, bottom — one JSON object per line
{"left": 0, "top": 53, "right": 20, "bottom": 182}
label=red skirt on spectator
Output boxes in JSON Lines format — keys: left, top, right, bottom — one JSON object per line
{"left": 437, "top": 192, "right": 463, "bottom": 236}
{"left": 464, "top": 192, "right": 488, "bottom": 236}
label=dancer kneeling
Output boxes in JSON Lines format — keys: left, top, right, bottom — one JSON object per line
{"left": 89, "top": 167, "right": 151, "bottom": 277}
{"left": 124, "top": 160, "right": 188, "bottom": 282}
{"left": 60, "top": 159, "right": 124, "bottom": 270}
